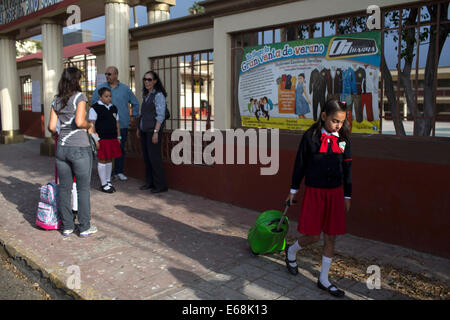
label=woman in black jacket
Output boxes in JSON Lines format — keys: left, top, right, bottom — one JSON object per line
{"left": 136, "top": 71, "right": 168, "bottom": 193}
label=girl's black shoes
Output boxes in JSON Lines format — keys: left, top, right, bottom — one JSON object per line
{"left": 284, "top": 244, "right": 299, "bottom": 275}
{"left": 101, "top": 185, "right": 114, "bottom": 193}
{"left": 317, "top": 279, "right": 345, "bottom": 298}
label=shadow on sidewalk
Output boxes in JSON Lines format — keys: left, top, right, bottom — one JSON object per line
{"left": 115, "top": 204, "right": 407, "bottom": 300}
{"left": 0, "top": 138, "right": 54, "bottom": 179}
{"left": 0, "top": 176, "right": 41, "bottom": 229}
{"left": 0, "top": 139, "right": 415, "bottom": 299}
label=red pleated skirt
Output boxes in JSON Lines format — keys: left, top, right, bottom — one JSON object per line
{"left": 97, "top": 138, "right": 122, "bottom": 160}
{"left": 297, "top": 186, "right": 346, "bottom": 236}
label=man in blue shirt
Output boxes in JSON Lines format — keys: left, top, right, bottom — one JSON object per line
{"left": 92, "top": 66, "right": 139, "bottom": 181}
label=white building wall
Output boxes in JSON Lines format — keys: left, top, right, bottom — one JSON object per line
{"left": 18, "top": 66, "right": 43, "bottom": 84}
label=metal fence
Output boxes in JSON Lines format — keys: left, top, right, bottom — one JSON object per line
{"left": 150, "top": 50, "right": 214, "bottom": 132}
{"left": 20, "top": 75, "right": 32, "bottom": 111}
{"left": 64, "top": 54, "right": 97, "bottom": 102}
{"left": 231, "top": 0, "right": 450, "bottom": 137}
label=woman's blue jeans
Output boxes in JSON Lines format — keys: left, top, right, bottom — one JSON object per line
{"left": 56, "top": 145, "right": 93, "bottom": 233}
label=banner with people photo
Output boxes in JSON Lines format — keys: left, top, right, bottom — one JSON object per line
{"left": 238, "top": 31, "right": 381, "bottom": 133}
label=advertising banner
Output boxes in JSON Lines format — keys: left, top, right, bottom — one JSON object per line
{"left": 238, "top": 31, "right": 381, "bottom": 133}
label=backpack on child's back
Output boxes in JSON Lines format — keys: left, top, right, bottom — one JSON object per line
{"left": 36, "top": 182, "right": 61, "bottom": 230}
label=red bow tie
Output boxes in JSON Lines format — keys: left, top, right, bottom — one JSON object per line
{"left": 320, "top": 132, "right": 341, "bottom": 153}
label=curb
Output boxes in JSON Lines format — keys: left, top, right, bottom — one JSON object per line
{"left": 0, "top": 229, "right": 110, "bottom": 300}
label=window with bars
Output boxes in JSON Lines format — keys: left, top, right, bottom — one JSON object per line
{"left": 64, "top": 55, "right": 97, "bottom": 102}
{"left": 20, "top": 76, "right": 32, "bottom": 111}
{"left": 150, "top": 50, "right": 214, "bottom": 132}
{"left": 231, "top": 0, "right": 450, "bottom": 137}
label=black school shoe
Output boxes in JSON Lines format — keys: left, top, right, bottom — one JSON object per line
{"left": 107, "top": 182, "right": 116, "bottom": 192}
{"left": 284, "top": 244, "right": 299, "bottom": 276}
{"left": 151, "top": 187, "right": 168, "bottom": 194}
{"left": 317, "top": 279, "right": 345, "bottom": 298}
{"left": 139, "top": 183, "right": 154, "bottom": 190}
{"left": 100, "top": 185, "right": 114, "bottom": 193}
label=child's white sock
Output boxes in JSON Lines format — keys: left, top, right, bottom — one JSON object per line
{"left": 319, "top": 256, "right": 337, "bottom": 291}
{"left": 98, "top": 163, "right": 108, "bottom": 187}
{"left": 288, "top": 241, "right": 301, "bottom": 267}
{"left": 105, "top": 162, "right": 113, "bottom": 184}
{"left": 71, "top": 182, "right": 78, "bottom": 211}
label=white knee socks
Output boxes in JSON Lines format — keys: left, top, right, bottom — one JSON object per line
{"left": 71, "top": 182, "right": 78, "bottom": 211}
{"left": 98, "top": 163, "right": 113, "bottom": 189}
{"left": 320, "top": 256, "right": 337, "bottom": 290}
{"left": 98, "top": 163, "right": 107, "bottom": 186}
{"left": 105, "top": 162, "right": 112, "bottom": 184}
{"left": 287, "top": 240, "right": 302, "bottom": 267}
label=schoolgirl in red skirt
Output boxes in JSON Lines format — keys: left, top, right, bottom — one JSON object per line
{"left": 285, "top": 99, "right": 352, "bottom": 298}
{"left": 89, "top": 87, "right": 122, "bottom": 193}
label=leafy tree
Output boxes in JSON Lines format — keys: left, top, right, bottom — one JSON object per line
{"left": 188, "top": 2, "right": 205, "bottom": 15}
{"left": 16, "top": 40, "right": 41, "bottom": 58}
{"left": 420, "top": 4, "right": 450, "bottom": 136}
{"left": 330, "top": 4, "right": 449, "bottom": 136}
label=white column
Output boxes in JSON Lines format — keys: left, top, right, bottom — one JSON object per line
{"left": 105, "top": 0, "right": 130, "bottom": 86}
{"left": 0, "top": 35, "right": 23, "bottom": 144}
{"left": 41, "top": 19, "right": 63, "bottom": 155}
{"left": 142, "top": 0, "right": 174, "bottom": 24}
{"left": 147, "top": 3, "right": 170, "bottom": 24}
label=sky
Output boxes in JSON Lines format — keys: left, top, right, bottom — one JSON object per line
{"left": 32, "top": 0, "right": 198, "bottom": 41}
{"left": 29, "top": 1, "right": 449, "bottom": 68}
{"left": 83, "top": 1, "right": 199, "bottom": 41}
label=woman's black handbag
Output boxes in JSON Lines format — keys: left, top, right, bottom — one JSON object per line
{"left": 165, "top": 106, "right": 170, "bottom": 120}
{"left": 87, "top": 133, "right": 98, "bottom": 159}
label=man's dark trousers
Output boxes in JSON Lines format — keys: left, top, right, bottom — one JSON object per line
{"left": 113, "top": 127, "right": 128, "bottom": 175}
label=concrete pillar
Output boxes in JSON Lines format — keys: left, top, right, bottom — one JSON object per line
{"left": 141, "top": 0, "right": 175, "bottom": 24}
{"left": 0, "top": 35, "right": 24, "bottom": 144}
{"left": 40, "top": 18, "right": 63, "bottom": 156}
{"left": 147, "top": 2, "right": 170, "bottom": 24}
{"left": 105, "top": 0, "right": 130, "bottom": 86}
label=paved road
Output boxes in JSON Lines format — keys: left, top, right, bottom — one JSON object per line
{"left": 0, "top": 253, "right": 50, "bottom": 300}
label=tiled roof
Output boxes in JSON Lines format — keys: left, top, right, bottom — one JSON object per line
{"left": 17, "top": 40, "right": 105, "bottom": 62}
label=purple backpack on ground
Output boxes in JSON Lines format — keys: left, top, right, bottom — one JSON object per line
{"left": 36, "top": 182, "right": 61, "bottom": 230}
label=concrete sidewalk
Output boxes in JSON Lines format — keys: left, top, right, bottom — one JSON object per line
{"left": 0, "top": 137, "right": 449, "bottom": 300}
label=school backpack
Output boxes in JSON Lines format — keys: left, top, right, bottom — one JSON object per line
{"left": 36, "top": 182, "right": 61, "bottom": 230}
{"left": 39, "top": 182, "right": 59, "bottom": 205}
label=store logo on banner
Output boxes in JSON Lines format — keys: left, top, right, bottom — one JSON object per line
{"left": 327, "top": 38, "right": 378, "bottom": 60}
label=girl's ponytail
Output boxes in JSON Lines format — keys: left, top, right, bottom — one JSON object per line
{"left": 310, "top": 99, "right": 350, "bottom": 139}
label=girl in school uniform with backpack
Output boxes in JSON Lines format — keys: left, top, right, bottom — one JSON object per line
{"left": 89, "top": 87, "right": 122, "bottom": 193}
{"left": 285, "top": 99, "right": 352, "bottom": 298}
